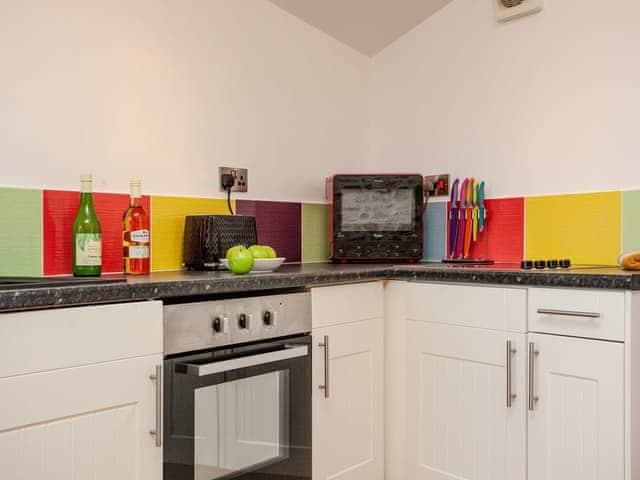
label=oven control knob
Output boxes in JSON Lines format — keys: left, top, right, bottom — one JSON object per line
{"left": 263, "top": 311, "right": 273, "bottom": 326}
{"left": 238, "top": 313, "right": 249, "bottom": 329}
{"left": 212, "top": 316, "right": 223, "bottom": 333}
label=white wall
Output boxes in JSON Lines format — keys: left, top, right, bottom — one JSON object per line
{"left": 366, "top": 0, "right": 640, "bottom": 198}
{"left": 0, "top": 0, "right": 370, "bottom": 202}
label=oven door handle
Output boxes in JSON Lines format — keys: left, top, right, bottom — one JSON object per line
{"left": 180, "top": 345, "right": 309, "bottom": 377}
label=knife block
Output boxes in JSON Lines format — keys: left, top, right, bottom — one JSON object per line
{"left": 444, "top": 204, "right": 493, "bottom": 264}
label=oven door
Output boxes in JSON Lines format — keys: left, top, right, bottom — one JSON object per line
{"left": 164, "top": 336, "right": 311, "bottom": 480}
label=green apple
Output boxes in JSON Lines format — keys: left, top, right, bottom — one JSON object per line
{"left": 228, "top": 248, "right": 254, "bottom": 275}
{"left": 248, "top": 245, "right": 271, "bottom": 259}
{"left": 263, "top": 246, "right": 277, "bottom": 258}
{"left": 226, "top": 245, "right": 246, "bottom": 261}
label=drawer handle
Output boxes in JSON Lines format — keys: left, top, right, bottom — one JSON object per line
{"left": 536, "top": 308, "right": 601, "bottom": 319}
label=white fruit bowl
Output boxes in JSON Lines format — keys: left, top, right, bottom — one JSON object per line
{"left": 220, "top": 257, "right": 286, "bottom": 273}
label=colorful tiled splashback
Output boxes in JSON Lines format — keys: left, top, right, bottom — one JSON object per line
{"left": 0, "top": 185, "right": 328, "bottom": 275}
{"left": 1, "top": 185, "right": 639, "bottom": 276}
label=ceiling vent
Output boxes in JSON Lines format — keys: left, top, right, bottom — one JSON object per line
{"left": 495, "top": 0, "right": 542, "bottom": 22}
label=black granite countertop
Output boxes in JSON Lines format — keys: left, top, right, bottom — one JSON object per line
{"left": 0, "top": 262, "right": 638, "bottom": 312}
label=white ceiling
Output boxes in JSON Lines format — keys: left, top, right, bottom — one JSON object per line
{"left": 269, "top": 0, "right": 453, "bottom": 56}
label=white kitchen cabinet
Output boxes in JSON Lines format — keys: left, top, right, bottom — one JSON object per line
{"left": 386, "top": 281, "right": 528, "bottom": 480}
{"left": 527, "top": 333, "right": 624, "bottom": 480}
{"left": 402, "top": 293, "right": 527, "bottom": 480}
{"left": 0, "top": 301, "right": 163, "bottom": 480}
{"left": 388, "top": 281, "right": 633, "bottom": 480}
{"left": 312, "top": 282, "right": 384, "bottom": 480}
{"left": 0, "top": 355, "right": 162, "bottom": 480}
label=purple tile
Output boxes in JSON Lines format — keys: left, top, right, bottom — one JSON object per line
{"left": 236, "top": 200, "right": 302, "bottom": 263}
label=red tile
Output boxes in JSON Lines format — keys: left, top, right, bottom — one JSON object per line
{"left": 43, "top": 190, "right": 151, "bottom": 275}
{"left": 467, "top": 197, "right": 524, "bottom": 263}
{"left": 236, "top": 200, "right": 301, "bottom": 263}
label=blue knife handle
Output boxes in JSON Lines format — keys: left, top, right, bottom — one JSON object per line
{"left": 479, "top": 207, "right": 486, "bottom": 231}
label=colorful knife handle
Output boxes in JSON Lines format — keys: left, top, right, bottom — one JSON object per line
{"left": 472, "top": 207, "right": 479, "bottom": 241}
{"left": 455, "top": 209, "right": 466, "bottom": 258}
{"left": 448, "top": 208, "right": 458, "bottom": 257}
{"left": 463, "top": 207, "right": 473, "bottom": 258}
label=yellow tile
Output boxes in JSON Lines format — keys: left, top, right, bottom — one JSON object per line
{"left": 151, "top": 196, "right": 233, "bottom": 271}
{"left": 525, "top": 192, "right": 621, "bottom": 265}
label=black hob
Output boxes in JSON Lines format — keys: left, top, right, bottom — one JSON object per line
{"left": 0, "top": 276, "right": 126, "bottom": 290}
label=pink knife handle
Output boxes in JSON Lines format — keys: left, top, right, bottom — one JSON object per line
{"left": 459, "top": 179, "right": 467, "bottom": 208}
{"left": 454, "top": 179, "right": 468, "bottom": 258}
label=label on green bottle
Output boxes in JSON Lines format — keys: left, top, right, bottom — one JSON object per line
{"left": 76, "top": 233, "right": 102, "bottom": 266}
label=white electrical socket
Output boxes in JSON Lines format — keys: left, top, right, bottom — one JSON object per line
{"left": 219, "top": 167, "right": 248, "bottom": 192}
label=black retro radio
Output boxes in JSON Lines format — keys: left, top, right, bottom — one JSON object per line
{"left": 327, "top": 174, "right": 424, "bottom": 262}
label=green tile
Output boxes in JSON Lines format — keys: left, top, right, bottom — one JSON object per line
{"left": 302, "top": 203, "right": 329, "bottom": 263}
{"left": 0, "top": 187, "right": 42, "bottom": 276}
{"left": 623, "top": 190, "right": 640, "bottom": 253}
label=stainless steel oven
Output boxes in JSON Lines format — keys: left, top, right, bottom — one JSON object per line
{"left": 163, "top": 291, "right": 311, "bottom": 480}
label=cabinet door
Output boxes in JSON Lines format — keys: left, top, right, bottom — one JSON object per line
{"left": 406, "top": 320, "right": 527, "bottom": 480}
{"left": 312, "top": 317, "right": 384, "bottom": 480}
{"left": 0, "top": 355, "right": 162, "bottom": 480}
{"left": 527, "top": 333, "right": 624, "bottom": 480}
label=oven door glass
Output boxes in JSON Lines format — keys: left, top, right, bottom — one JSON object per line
{"left": 194, "top": 370, "right": 289, "bottom": 480}
{"left": 164, "top": 337, "right": 311, "bottom": 480}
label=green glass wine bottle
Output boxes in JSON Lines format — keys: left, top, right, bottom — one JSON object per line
{"left": 72, "top": 174, "right": 102, "bottom": 276}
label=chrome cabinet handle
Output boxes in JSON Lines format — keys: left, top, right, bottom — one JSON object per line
{"left": 528, "top": 342, "right": 539, "bottom": 411}
{"left": 506, "top": 340, "right": 517, "bottom": 408}
{"left": 318, "top": 335, "right": 330, "bottom": 398}
{"left": 536, "top": 308, "right": 601, "bottom": 319}
{"left": 149, "top": 365, "right": 162, "bottom": 447}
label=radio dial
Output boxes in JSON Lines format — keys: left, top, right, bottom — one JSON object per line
{"left": 263, "top": 311, "right": 273, "bottom": 326}
{"left": 238, "top": 313, "right": 249, "bottom": 329}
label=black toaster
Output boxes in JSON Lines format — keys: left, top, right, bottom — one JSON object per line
{"left": 183, "top": 215, "right": 258, "bottom": 270}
